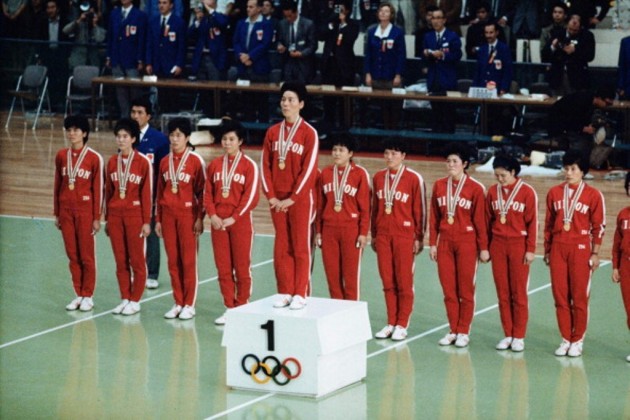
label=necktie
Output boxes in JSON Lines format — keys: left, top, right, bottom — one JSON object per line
{"left": 123, "top": 9, "right": 128, "bottom": 20}
{"left": 290, "top": 23, "right": 295, "bottom": 45}
{"left": 161, "top": 17, "right": 166, "bottom": 32}
{"left": 436, "top": 33, "right": 442, "bottom": 48}
{"left": 488, "top": 45, "right": 495, "bottom": 63}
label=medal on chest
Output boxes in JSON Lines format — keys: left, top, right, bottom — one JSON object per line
{"left": 384, "top": 166, "right": 405, "bottom": 216}
{"left": 67, "top": 146, "right": 89, "bottom": 191}
{"left": 496, "top": 179, "right": 523, "bottom": 225}
{"left": 117, "top": 151, "right": 135, "bottom": 200}
{"left": 446, "top": 175, "right": 467, "bottom": 225}
{"left": 562, "top": 181, "right": 585, "bottom": 233}
{"left": 168, "top": 148, "right": 191, "bottom": 195}
{"left": 277, "top": 118, "right": 302, "bottom": 170}
{"left": 220, "top": 151, "right": 242, "bottom": 199}
{"left": 332, "top": 164, "right": 352, "bottom": 214}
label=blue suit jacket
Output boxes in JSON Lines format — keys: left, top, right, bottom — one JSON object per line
{"left": 422, "top": 29, "right": 462, "bottom": 91}
{"left": 363, "top": 24, "right": 406, "bottom": 81}
{"left": 618, "top": 36, "right": 630, "bottom": 97}
{"left": 190, "top": 11, "right": 229, "bottom": 74}
{"left": 107, "top": 6, "right": 148, "bottom": 69}
{"left": 137, "top": 126, "right": 169, "bottom": 199}
{"left": 473, "top": 41, "right": 513, "bottom": 93}
{"left": 232, "top": 17, "right": 273, "bottom": 77}
{"left": 146, "top": 14, "right": 186, "bottom": 76}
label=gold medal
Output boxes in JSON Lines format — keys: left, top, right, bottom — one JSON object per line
{"left": 68, "top": 183, "right": 75, "bottom": 190}
{"left": 222, "top": 190, "right": 229, "bottom": 198}
{"left": 385, "top": 205, "right": 392, "bottom": 215}
{"left": 563, "top": 222, "right": 571, "bottom": 232}
{"left": 278, "top": 160, "right": 286, "bottom": 170}
{"left": 334, "top": 204, "right": 342, "bottom": 212}
{"left": 120, "top": 191, "right": 126, "bottom": 199}
{"left": 172, "top": 186, "right": 178, "bottom": 194}
{"left": 448, "top": 216, "right": 454, "bottom": 225}
{"left": 500, "top": 215, "right": 506, "bottom": 224}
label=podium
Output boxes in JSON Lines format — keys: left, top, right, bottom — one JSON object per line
{"left": 222, "top": 295, "right": 372, "bottom": 397}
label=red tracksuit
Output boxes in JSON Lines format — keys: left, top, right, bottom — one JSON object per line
{"left": 430, "top": 175, "right": 488, "bottom": 335}
{"left": 613, "top": 207, "right": 630, "bottom": 329}
{"left": 486, "top": 179, "right": 538, "bottom": 339}
{"left": 156, "top": 149, "right": 206, "bottom": 308}
{"left": 105, "top": 152, "right": 153, "bottom": 302}
{"left": 544, "top": 182, "right": 605, "bottom": 342}
{"left": 204, "top": 152, "right": 260, "bottom": 308}
{"left": 371, "top": 166, "right": 426, "bottom": 329}
{"left": 54, "top": 146, "right": 104, "bottom": 298}
{"left": 316, "top": 162, "right": 371, "bottom": 300}
{"left": 261, "top": 119, "right": 319, "bottom": 298}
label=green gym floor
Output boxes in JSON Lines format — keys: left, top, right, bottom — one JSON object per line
{"left": 1, "top": 215, "right": 630, "bottom": 419}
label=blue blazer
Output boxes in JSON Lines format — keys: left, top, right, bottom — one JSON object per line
{"left": 233, "top": 17, "right": 274, "bottom": 77}
{"left": 473, "top": 41, "right": 513, "bottom": 93}
{"left": 146, "top": 14, "right": 186, "bottom": 76}
{"left": 618, "top": 36, "right": 630, "bottom": 97}
{"left": 190, "top": 11, "right": 229, "bottom": 74}
{"left": 107, "top": 6, "right": 148, "bottom": 69}
{"left": 137, "top": 126, "right": 169, "bottom": 197}
{"left": 422, "top": 29, "right": 462, "bottom": 91}
{"left": 363, "top": 24, "right": 406, "bottom": 81}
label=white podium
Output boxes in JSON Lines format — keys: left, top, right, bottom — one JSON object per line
{"left": 222, "top": 295, "right": 371, "bottom": 398}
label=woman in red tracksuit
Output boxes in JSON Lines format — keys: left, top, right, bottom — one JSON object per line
{"left": 612, "top": 174, "right": 630, "bottom": 362}
{"left": 545, "top": 150, "right": 605, "bottom": 358}
{"left": 371, "top": 138, "right": 426, "bottom": 341}
{"left": 105, "top": 118, "right": 153, "bottom": 316}
{"left": 156, "top": 118, "right": 206, "bottom": 320}
{"left": 315, "top": 135, "right": 371, "bottom": 301}
{"left": 204, "top": 119, "right": 260, "bottom": 325}
{"left": 54, "top": 115, "right": 103, "bottom": 312}
{"left": 486, "top": 155, "right": 538, "bottom": 352}
{"left": 430, "top": 144, "right": 489, "bottom": 348}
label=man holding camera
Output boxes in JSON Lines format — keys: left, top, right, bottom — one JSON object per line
{"left": 276, "top": 0, "right": 316, "bottom": 83}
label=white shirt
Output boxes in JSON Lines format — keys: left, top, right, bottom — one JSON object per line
{"left": 375, "top": 23, "right": 392, "bottom": 38}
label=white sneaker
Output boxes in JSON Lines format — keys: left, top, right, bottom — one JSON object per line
{"left": 375, "top": 325, "right": 395, "bottom": 339}
{"left": 555, "top": 339, "right": 571, "bottom": 356}
{"left": 273, "top": 294, "right": 292, "bottom": 308}
{"left": 179, "top": 305, "right": 196, "bottom": 320}
{"left": 568, "top": 340, "right": 583, "bottom": 357}
{"left": 455, "top": 334, "right": 470, "bottom": 348}
{"left": 79, "top": 297, "right": 94, "bottom": 312}
{"left": 164, "top": 304, "right": 182, "bottom": 319}
{"left": 496, "top": 337, "right": 513, "bottom": 350}
{"left": 438, "top": 333, "right": 457, "bottom": 346}
{"left": 214, "top": 313, "right": 227, "bottom": 325}
{"left": 289, "top": 295, "right": 307, "bottom": 310}
{"left": 146, "top": 279, "right": 159, "bottom": 289}
{"left": 122, "top": 301, "right": 141, "bottom": 315}
{"left": 626, "top": 354, "right": 630, "bottom": 363}
{"left": 511, "top": 338, "right": 525, "bottom": 352}
{"left": 66, "top": 297, "right": 83, "bottom": 311}
{"left": 112, "top": 299, "right": 130, "bottom": 314}
{"left": 391, "top": 326, "right": 408, "bottom": 341}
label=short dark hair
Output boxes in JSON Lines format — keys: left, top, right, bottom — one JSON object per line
{"left": 114, "top": 118, "right": 141, "bottom": 147}
{"left": 383, "top": 137, "right": 407, "bottom": 154}
{"left": 594, "top": 85, "right": 616, "bottom": 101}
{"left": 168, "top": 117, "right": 192, "bottom": 136}
{"left": 131, "top": 97, "right": 153, "bottom": 115}
{"left": 64, "top": 115, "right": 90, "bottom": 143}
{"left": 484, "top": 21, "right": 500, "bottom": 32}
{"left": 492, "top": 154, "right": 521, "bottom": 176}
{"left": 562, "top": 149, "right": 589, "bottom": 174}
{"left": 219, "top": 118, "right": 246, "bottom": 144}
{"left": 331, "top": 132, "right": 359, "bottom": 153}
{"left": 425, "top": 4, "right": 439, "bottom": 13}
{"left": 280, "top": 0, "right": 297, "bottom": 12}
{"left": 476, "top": 2, "right": 490, "bottom": 13}
{"left": 444, "top": 144, "right": 473, "bottom": 169}
{"left": 552, "top": 2, "right": 569, "bottom": 15}
{"left": 280, "top": 81, "right": 307, "bottom": 103}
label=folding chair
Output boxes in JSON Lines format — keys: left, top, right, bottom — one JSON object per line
{"left": 64, "top": 65, "right": 105, "bottom": 131}
{"left": 5, "top": 65, "right": 51, "bottom": 130}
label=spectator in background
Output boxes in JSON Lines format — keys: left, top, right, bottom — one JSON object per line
{"left": 143, "top": 0, "right": 184, "bottom": 21}
{"left": 64, "top": 0, "right": 106, "bottom": 68}
{"left": 459, "top": 0, "right": 479, "bottom": 25}
{"left": 569, "top": 0, "right": 609, "bottom": 28}
{"left": 276, "top": 0, "right": 317, "bottom": 83}
{"left": 2, "top": 0, "right": 29, "bottom": 38}
{"left": 422, "top": 7, "right": 461, "bottom": 133}
{"left": 347, "top": 0, "right": 377, "bottom": 31}
{"left": 106, "top": 0, "right": 148, "bottom": 117}
{"left": 189, "top": 0, "right": 228, "bottom": 80}
{"left": 618, "top": 36, "right": 630, "bottom": 100}
{"left": 30, "top": 0, "right": 47, "bottom": 37}
{"left": 511, "top": 0, "right": 541, "bottom": 39}
{"left": 613, "top": 0, "right": 630, "bottom": 30}
{"left": 414, "top": 4, "right": 436, "bottom": 58}
{"left": 540, "top": 2, "right": 567, "bottom": 63}
{"left": 364, "top": 2, "right": 406, "bottom": 129}
{"left": 543, "top": 13, "right": 595, "bottom": 96}
{"left": 419, "top": 0, "right": 462, "bottom": 35}
{"left": 388, "top": 0, "right": 415, "bottom": 34}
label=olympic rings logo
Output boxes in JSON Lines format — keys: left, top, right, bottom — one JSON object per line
{"left": 241, "top": 354, "right": 302, "bottom": 386}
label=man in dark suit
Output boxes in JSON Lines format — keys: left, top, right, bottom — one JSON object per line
{"left": 617, "top": 36, "right": 630, "bottom": 100}
{"left": 276, "top": 0, "right": 317, "bottom": 83}
{"left": 419, "top": 0, "right": 462, "bottom": 35}
{"left": 543, "top": 13, "right": 595, "bottom": 96}
{"left": 232, "top": 0, "right": 274, "bottom": 82}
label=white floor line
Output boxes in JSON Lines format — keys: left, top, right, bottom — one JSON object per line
{"left": 0, "top": 258, "right": 274, "bottom": 350}
{"left": 205, "top": 394, "right": 277, "bottom": 420}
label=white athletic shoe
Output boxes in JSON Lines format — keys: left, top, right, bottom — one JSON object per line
{"left": 438, "top": 333, "right": 457, "bottom": 346}
{"left": 273, "top": 294, "right": 292, "bottom": 308}
{"left": 496, "top": 337, "right": 513, "bottom": 350}
{"left": 289, "top": 295, "right": 307, "bottom": 310}
{"left": 391, "top": 326, "right": 408, "bottom": 341}
{"left": 214, "top": 313, "right": 227, "bottom": 325}
{"left": 555, "top": 339, "right": 571, "bottom": 356}
{"left": 179, "top": 305, "right": 196, "bottom": 320}
{"left": 146, "top": 279, "right": 159, "bottom": 289}
{"left": 122, "top": 301, "right": 141, "bottom": 315}
{"left": 626, "top": 354, "right": 630, "bottom": 363}
{"left": 112, "top": 299, "right": 130, "bottom": 315}
{"left": 79, "top": 297, "right": 94, "bottom": 312}
{"left": 511, "top": 338, "right": 525, "bottom": 352}
{"left": 568, "top": 340, "right": 583, "bottom": 357}
{"left": 164, "top": 304, "right": 182, "bottom": 319}
{"left": 66, "top": 297, "right": 83, "bottom": 311}
{"left": 455, "top": 334, "right": 470, "bottom": 348}
{"left": 375, "top": 325, "right": 395, "bottom": 339}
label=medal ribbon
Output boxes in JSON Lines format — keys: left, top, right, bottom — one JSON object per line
{"left": 67, "top": 146, "right": 90, "bottom": 186}
{"left": 497, "top": 178, "right": 523, "bottom": 220}
{"left": 333, "top": 164, "right": 352, "bottom": 207}
{"left": 117, "top": 151, "right": 135, "bottom": 195}
{"left": 221, "top": 151, "right": 242, "bottom": 195}
{"left": 384, "top": 165, "right": 405, "bottom": 209}
{"left": 446, "top": 174, "right": 467, "bottom": 220}
{"left": 563, "top": 181, "right": 585, "bottom": 226}
{"left": 168, "top": 148, "right": 191, "bottom": 191}
{"left": 278, "top": 117, "right": 302, "bottom": 165}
